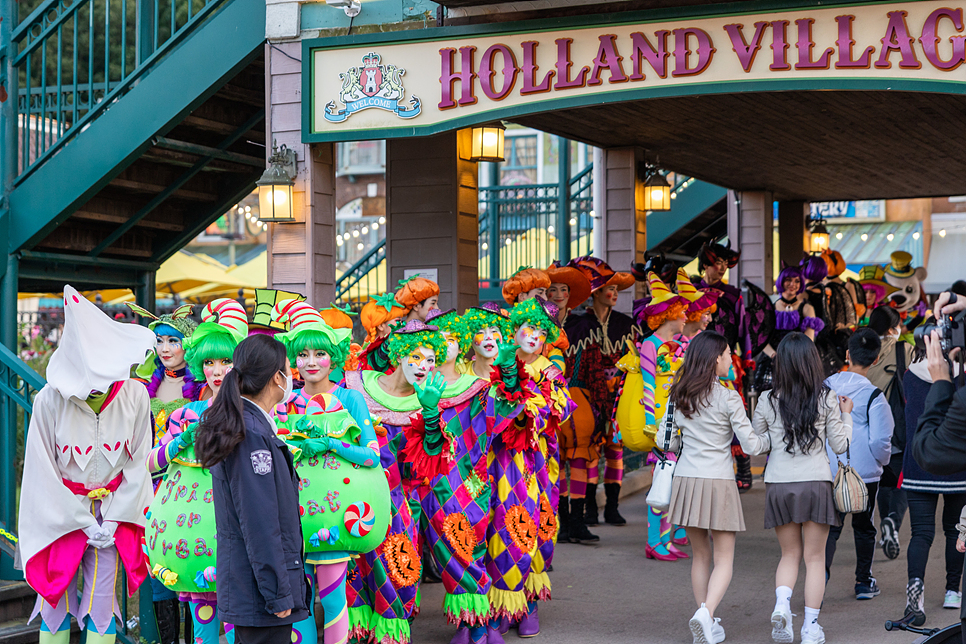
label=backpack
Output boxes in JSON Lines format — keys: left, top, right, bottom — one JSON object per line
{"left": 869, "top": 342, "right": 907, "bottom": 451}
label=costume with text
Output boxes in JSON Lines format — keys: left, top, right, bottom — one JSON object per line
{"left": 270, "top": 299, "right": 386, "bottom": 644}
{"left": 343, "top": 321, "right": 449, "bottom": 644}
{"left": 562, "top": 256, "right": 636, "bottom": 539}
{"left": 635, "top": 273, "right": 690, "bottom": 562}
{"left": 486, "top": 297, "right": 574, "bottom": 640}
{"left": 20, "top": 286, "right": 155, "bottom": 644}
{"left": 146, "top": 298, "right": 248, "bottom": 644}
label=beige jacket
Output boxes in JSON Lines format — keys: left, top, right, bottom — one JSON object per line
{"left": 751, "top": 390, "right": 853, "bottom": 484}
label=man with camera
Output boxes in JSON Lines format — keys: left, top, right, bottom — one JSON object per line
{"left": 909, "top": 291, "right": 966, "bottom": 636}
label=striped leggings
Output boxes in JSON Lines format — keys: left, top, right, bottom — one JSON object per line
{"left": 561, "top": 442, "right": 623, "bottom": 500}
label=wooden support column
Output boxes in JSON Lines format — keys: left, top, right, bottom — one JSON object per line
{"left": 266, "top": 42, "right": 336, "bottom": 306}
{"left": 386, "top": 130, "right": 478, "bottom": 311}
{"left": 594, "top": 147, "right": 646, "bottom": 314}
{"left": 728, "top": 190, "right": 774, "bottom": 292}
{"left": 777, "top": 200, "right": 809, "bottom": 268}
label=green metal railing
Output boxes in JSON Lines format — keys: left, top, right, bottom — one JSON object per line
{"left": 333, "top": 239, "right": 386, "bottom": 309}
{"left": 478, "top": 163, "right": 594, "bottom": 301}
{"left": 11, "top": 0, "right": 229, "bottom": 182}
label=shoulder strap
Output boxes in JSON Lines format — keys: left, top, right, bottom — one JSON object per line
{"left": 866, "top": 387, "right": 884, "bottom": 418}
{"left": 896, "top": 341, "right": 907, "bottom": 374}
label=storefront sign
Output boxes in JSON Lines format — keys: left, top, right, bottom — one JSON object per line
{"left": 810, "top": 200, "right": 887, "bottom": 222}
{"left": 305, "top": 1, "right": 966, "bottom": 141}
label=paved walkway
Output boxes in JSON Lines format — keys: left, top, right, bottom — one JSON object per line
{"left": 412, "top": 474, "right": 958, "bottom": 644}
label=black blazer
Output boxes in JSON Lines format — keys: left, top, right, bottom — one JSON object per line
{"left": 212, "top": 398, "right": 309, "bottom": 627}
{"left": 910, "top": 379, "right": 966, "bottom": 476}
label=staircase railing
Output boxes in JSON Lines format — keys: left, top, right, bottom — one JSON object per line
{"left": 333, "top": 239, "right": 386, "bottom": 308}
{"left": 10, "top": 0, "right": 231, "bottom": 182}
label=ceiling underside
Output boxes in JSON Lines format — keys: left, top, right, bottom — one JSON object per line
{"left": 514, "top": 89, "right": 966, "bottom": 202}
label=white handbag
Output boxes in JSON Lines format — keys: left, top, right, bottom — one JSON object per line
{"left": 645, "top": 402, "right": 677, "bottom": 513}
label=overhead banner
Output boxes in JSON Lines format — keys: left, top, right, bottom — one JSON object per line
{"left": 304, "top": 0, "right": 966, "bottom": 141}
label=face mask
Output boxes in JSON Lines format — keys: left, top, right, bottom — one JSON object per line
{"left": 278, "top": 370, "right": 293, "bottom": 402}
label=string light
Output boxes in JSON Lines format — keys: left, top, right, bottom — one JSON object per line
{"left": 352, "top": 230, "right": 360, "bottom": 238}
{"left": 372, "top": 222, "right": 379, "bottom": 230}
{"left": 887, "top": 233, "right": 894, "bottom": 241}
{"left": 336, "top": 237, "right": 343, "bottom": 246}
{"left": 378, "top": 216, "right": 386, "bottom": 224}
{"left": 569, "top": 218, "right": 577, "bottom": 226}
{"left": 361, "top": 226, "right": 369, "bottom": 234}
{"left": 482, "top": 242, "right": 488, "bottom": 250}
{"left": 940, "top": 229, "right": 947, "bottom": 237}
{"left": 861, "top": 233, "right": 868, "bottom": 241}
{"left": 547, "top": 225, "right": 555, "bottom": 234}
{"left": 356, "top": 242, "right": 364, "bottom": 251}
{"left": 835, "top": 232, "right": 843, "bottom": 240}
{"left": 913, "top": 232, "right": 920, "bottom": 240}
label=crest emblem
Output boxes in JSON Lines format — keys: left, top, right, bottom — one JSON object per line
{"left": 250, "top": 449, "right": 273, "bottom": 475}
{"left": 325, "top": 52, "right": 421, "bottom": 123}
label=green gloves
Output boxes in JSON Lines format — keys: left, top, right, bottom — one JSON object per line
{"left": 414, "top": 371, "right": 447, "bottom": 413}
{"left": 494, "top": 341, "right": 519, "bottom": 370}
{"left": 178, "top": 423, "right": 197, "bottom": 447}
{"left": 299, "top": 437, "right": 331, "bottom": 459}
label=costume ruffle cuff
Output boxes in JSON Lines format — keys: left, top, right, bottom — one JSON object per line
{"left": 443, "top": 592, "right": 490, "bottom": 627}
{"left": 490, "top": 360, "right": 528, "bottom": 405}
{"left": 401, "top": 411, "right": 456, "bottom": 482}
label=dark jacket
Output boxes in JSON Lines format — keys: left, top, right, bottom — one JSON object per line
{"left": 902, "top": 373, "right": 966, "bottom": 492}
{"left": 909, "top": 379, "right": 966, "bottom": 480}
{"left": 212, "top": 399, "right": 309, "bottom": 627}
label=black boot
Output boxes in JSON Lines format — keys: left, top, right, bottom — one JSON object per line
{"left": 422, "top": 541, "right": 443, "bottom": 583}
{"left": 603, "top": 483, "right": 626, "bottom": 526}
{"left": 154, "top": 599, "right": 181, "bottom": 644}
{"left": 181, "top": 599, "right": 193, "bottom": 644}
{"left": 558, "top": 498, "right": 571, "bottom": 543}
{"left": 584, "top": 483, "right": 599, "bottom": 525}
{"left": 569, "top": 498, "right": 599, "bottom": 544}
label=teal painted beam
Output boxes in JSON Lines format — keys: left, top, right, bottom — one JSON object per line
{"left": 647, "top": 180, "right": 727, "bottom": 250}
{"left": 301, "top": 0, "right": 436, "bottom": 32}
{"left": 20, "top": 250, "right": 159, "bottom": 270}
{"left": 8, "top": 0, "right": 266, "bottom": 253}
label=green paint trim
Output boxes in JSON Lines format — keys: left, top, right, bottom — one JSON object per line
{"left": 303, "top": 76, "right": 966, "bottom": 143}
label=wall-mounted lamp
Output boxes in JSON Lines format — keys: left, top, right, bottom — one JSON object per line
{"left": 257, "top": 143, "right": 297, "bottom": 223}
{"left": 469, "top": 123, "right": 506, "bottom": 163}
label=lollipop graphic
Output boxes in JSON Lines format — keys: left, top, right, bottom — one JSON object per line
{"left": 344, "top": 502, "right": 375, "bottom": 538}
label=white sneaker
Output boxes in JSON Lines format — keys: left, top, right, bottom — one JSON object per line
{"left": 770, "top": 604, "right": 793, "bottom": 643}
{"left": 944, "top": 590, "right": 963, "bottom": 609}
{"left": 689, "top": 604, "right": 714, "bottom": 644}
{"left": 710, "top": 618, "right": 725, "bottom": 643}
{"left": 801, "top": 623, "right": 826, "bottom": 644}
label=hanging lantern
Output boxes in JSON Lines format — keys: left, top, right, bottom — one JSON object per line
{"left": 257, "top": 143, "right": 297, "bottom": 223}
{"left": 469, "top": 123, "right": 506, "bottom": 162}
{"left": 643, "top": 171, "right": 671, "bottom": 211}
{"left": 808, "top": 217, "right": 830, "bottom": 253}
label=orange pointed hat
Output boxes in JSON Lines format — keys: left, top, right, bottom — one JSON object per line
{"left": 641, "top": 272, "right": 688, "bottom": 318}
{"left": 545, "top": 261, "right": 592, "bottom": 310}
{"left": 675, "top": 268, "right": 720, "bottom": 314}
{"left": 568, "top": 256, "right": 635, "bottom": 293}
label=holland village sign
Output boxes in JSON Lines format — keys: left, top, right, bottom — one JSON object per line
{"left": 303, "top": 0, "right": 966, "bottom": 142}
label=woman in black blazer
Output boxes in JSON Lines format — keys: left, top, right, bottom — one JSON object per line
{"left": 195, "top": 335, "right": 309, "bottom": 644}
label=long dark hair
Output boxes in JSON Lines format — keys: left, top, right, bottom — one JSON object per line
{"left": 669, "top": 331, "right": 728, "bottom": 419}
{"left": 772, "top": 332, "right": 830, "bottom": 454}
{"left": 195, "top": 334, "right": 287, "bottom": 468}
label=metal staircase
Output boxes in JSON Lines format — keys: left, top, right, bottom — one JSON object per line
{"left": 647, "top": 175, "right": 729, "bottom": 260}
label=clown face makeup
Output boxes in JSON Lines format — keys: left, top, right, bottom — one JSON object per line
{"left": 547, "top": 283, "right": 570, "bottom": 310}
{"left": 296, "top": 349, "right": 332, "bottom": 384}
{"left": 442, "top": 332, "right": 460, "bottom": 364}
{"left": 156, "top": 335, "right": 186, "bottom": 370}
{"left": 518, "top": 287, "right": 546, "bottom": 302}
{"left": 202, "top": 357, "right": 233, "bottom": 395}
{"left": 401, "top": 346, "right": 435, "bottom": 384}
{"left": 593, "top": 284, "right": 619, "bottom": 308}
{"left": 515, "top": 323, "right": 548, "bottom": 355}
{"left": 472, "top": 326, "right": 503, "bottom": 359}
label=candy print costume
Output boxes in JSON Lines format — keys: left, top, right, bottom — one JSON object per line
{"left": 145, "top": 298, "right": 248, "bottom": 644}
{"left": 20, "top": 286, "right": 155, "bottom": 644}
{"left": 562, "top": 257, "right": 636, "bottom": 537}
{"left": 343, "top": 321, "right": 450, "bottom": 644}
{"left": 271, "top": 299, "right": 385, "bottom": 644}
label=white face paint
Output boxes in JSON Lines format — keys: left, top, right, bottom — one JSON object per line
{"left": 442, "top": 332, "right": 460, "bottom": 364}
{"left": 472, "top": 326, "right": 503, "bottom": 359}
{"left": 401, "top": 346, "right": 436, "bottom": 385}
{"left": 514, "top": 324, "right": 548, "bottom": 355}
{"left": 156, "top": 335, "right": 186, "bottom": 370}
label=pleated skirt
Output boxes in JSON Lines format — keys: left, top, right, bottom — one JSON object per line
{"left": 668, "top": 476, "right": 746, "bottom": 532}
{"left": 764, "top": 480, "right": 841, "bottom": 529}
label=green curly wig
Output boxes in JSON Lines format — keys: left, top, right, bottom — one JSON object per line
{"left": 429, "top": 310, "right": 471, "bottom": 358}
{"left": 281, "top": 328, "right": 349, "bottom": 371}
{"left": 460, "top": 307, "right": 512, "bottom": 343}
{"left": 385, "top": 328, "right": 448, "bottom": 368}
{"left": 509, "top": 298, "right": 560, "bottom": 343}
{"left": 185, "top": 328, "right": 238, "bottom": 382}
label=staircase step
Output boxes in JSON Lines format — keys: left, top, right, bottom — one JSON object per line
{"left": 0, "top": 584, "right": 34, "bottom": 624}
{"left": 0, "top": 619, "right": 82, "bottom": 644}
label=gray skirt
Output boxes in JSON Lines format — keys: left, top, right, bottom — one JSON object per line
{"left": 669, "top": 476, "right": 746, "bottom": 532}
{"left": 764, "top": 481, "right": 841, "bottom": 529}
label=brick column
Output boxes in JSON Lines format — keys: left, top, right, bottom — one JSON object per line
{"left": 385, "top": 130, "right": 479, "bottom": 311}
{"left": 728, "top": 190, "right": 775, "bottom": 292}
{"left": 594, "top": 147, "right": 646, "bottom": 314}
{"left": 265, "top": 42, "right": 336, "bottom": 306}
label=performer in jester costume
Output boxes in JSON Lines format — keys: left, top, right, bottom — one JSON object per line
{"left": 20, "top": 286, "right": 155, "bottom": 644}
{"left": 126, "top": 302, "right": 201, "bottom": 644}
{"left": 562, "top": 256, "right": 637, "bottom": 539}
{"left": 637, "top": 273, "right": 690, "bottom": 562}
{"left": 459, "top": 304, "right": 513, "bottom": 380}
{"left": 403, "top": 308, "right": 531, "bottom": 644}
{"left": 486, "top": 297, "right": 574, "bottom": 641}
{"left": 269, "top": 299, "right": 385, "bottom": 644}
{"left": 145, "top": 298, "right": 249, "bottom": 644}
{"left": 343, "top": 321, "right": 449, "bottom": 644}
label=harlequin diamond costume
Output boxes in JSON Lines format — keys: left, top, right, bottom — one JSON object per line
{"left": 402, "top": 308, "right": 529, "bottom": 644}
{"left": 145, "top": 298, "right": 248, "bottom": 644}
{"left": 485, "top": 297, "right": 574, "bottom": 641}
{"left": 343, "top": 321, "right": 450, "bottom": 644}
{"left": 125, "top": 302, "right": 201, "bottom": 644}
{"left": 561, "top": 257, "right": 637, "bottom": 539}
{"left": 271, "top": 298, "right": 387, "bottom": 644}
{"left": 20, "top": 285, "right": 155, "bottom": 644}
{"left": 635, "top": 274, "right": 690, "bottom": 562}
